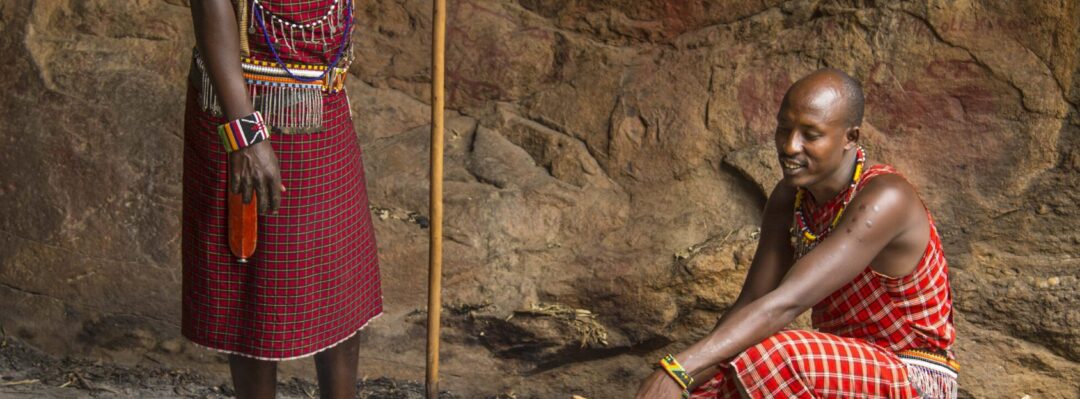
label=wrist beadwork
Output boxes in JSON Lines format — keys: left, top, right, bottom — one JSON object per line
{"left": 660, "top": 354, "right": 694, "bottom": 398}
{"left": 218, "top": 111, "right": 270, "bottom": 153}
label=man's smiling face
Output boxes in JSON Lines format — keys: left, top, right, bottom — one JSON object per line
{"left": 774, "top": 74, "right": 857, "bottom": 190}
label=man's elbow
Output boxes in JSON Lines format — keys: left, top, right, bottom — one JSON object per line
{"left": 761, "top": 294, "right": 811, "bottom": 326}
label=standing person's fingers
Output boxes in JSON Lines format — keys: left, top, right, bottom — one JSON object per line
{"left": 255, "top": 173, "right": 270, "bottom": 214}
{"left": 230, "top": 162, "right": 242, "bottom": 194}
{"left": 241, "top": 175, "right": 254, "bottom": 204}
{"left": 268, "top": 175, "right": 283, "bottom": 214}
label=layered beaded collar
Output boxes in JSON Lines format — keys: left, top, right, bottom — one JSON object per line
{"left": 790, "top": 146, "right": 866, "bottom": 258}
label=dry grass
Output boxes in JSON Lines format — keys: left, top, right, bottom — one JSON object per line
{"left": 515, "top": 303, "right": 609, "bottom": 348}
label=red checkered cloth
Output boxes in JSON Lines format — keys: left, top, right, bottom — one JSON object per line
{"left": 690, "top": 330, "right": 916, "bottom": 398}
{"left": 181, "top": 0, "right": 381, "bottom": 361}
{"left": 690, "top": 165, "right": 957, "bottom": 398}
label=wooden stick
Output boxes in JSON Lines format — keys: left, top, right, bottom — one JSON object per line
{"left": 0, "top": 379, "right": 39, "bottom": 387}
{"left": 425, "top": 0, "right": 447, "bottom": 397}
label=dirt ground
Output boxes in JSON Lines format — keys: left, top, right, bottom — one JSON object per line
{"left": 0, "top": 336, "right": 463, "bottom": 399}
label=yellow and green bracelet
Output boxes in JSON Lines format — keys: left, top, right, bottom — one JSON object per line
{"left": 659, "top": 354, "right": 693, "bottom": 398}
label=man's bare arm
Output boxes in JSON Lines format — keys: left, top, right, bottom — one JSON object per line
{"left": 674, "top": 177, "right": 921, "bottom": 377}
{"left": 718, "top": 181, "right": 798, "bottom": 326}
{"left": 684, "top": 182, "right": 797, "bottom": 386}
{"left": 190, "top": 0, "right": 283, "bottom": 214}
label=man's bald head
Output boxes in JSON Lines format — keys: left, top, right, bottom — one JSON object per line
{"left": 781, "top": 68, "right": 864, "bottom": 129}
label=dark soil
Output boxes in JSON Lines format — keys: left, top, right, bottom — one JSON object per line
{"left": 0, "top": 337, "right": 461, "bottom": 399}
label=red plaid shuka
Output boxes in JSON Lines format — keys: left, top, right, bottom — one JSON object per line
{"left": 181, "top": 0, "right": 382, "bottom": 361}
{"left": 690, "top": 165, "right": 957, "bottom": 398}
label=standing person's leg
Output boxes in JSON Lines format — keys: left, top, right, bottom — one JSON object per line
{"left": 229, "top": 355, "right": 277, "bottom": 399}
{"left": 314, "top": 334, "right": 362, "bottom": 399}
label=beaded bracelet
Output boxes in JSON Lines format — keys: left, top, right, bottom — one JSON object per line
{"left": 659, "top": 354, "right": 694, "bottom": 398}
{"left": 218, "top": 111, "right": 270, "bottom": 153}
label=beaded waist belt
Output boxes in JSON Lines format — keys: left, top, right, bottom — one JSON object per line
{"left": 897, "top": 349, "right": 960, "bottom": 399}
{"left": 191, "top": 49, "right": 350, "bottom": 133}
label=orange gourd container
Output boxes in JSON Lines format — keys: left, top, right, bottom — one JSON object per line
{"left": 228, "top": 191, "right": 258, "bottom": 262}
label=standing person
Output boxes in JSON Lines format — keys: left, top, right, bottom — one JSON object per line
{"left": 636, "top": 68, "right": 958, "bottom": 398}
{"left": 183, "top": 1, "right": 381, "bottom": 398}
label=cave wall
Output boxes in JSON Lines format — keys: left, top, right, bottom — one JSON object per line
{"left": 0, "top": 1, "right": 1077, "bottom": 397}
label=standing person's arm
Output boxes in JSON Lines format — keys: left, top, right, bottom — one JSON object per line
{"left": 191, "top": 0, "right": 283, "bottom": 214}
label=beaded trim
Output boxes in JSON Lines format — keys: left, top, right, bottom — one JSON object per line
{"left": 252, "top": 0, "right": 340, "bottom": 29}
{"left": 192, "top": 50, "right": 349, "bottom": 132}
{"left": 252, "top": 0, "right": 353, "bottom": 83}
{"left": 218, "top": 111, "right": 270, "bottom": 153}
{"left": 246, "top": 0, "right": 347, "bottom": 52}
{"left": 790, "top": 146, "right": 866, "bottom": 258}
{"left": 898, "top": 349, "right": 960, "bottom": 399}
{"left": 898, "top": 349, "right": 960, "bottom": 373}
{"left": 659, "top": 354, "right": 694, "bottom": 399}
{"left": 240, "top": 56, "right": 349, "bottom": 92}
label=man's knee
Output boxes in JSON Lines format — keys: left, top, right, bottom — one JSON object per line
{"left": 742, "top": 330, "right": 810, "bottom": 361}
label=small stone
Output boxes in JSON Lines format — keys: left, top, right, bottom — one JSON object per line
{"left": 414, "top": 215, "right": 430, "bottom": 229}
{"left": 1036, "top": 280, "right": 1049, "bottom": 289}
{"left": 1036, "top": 204, "right": 1050, "bottom": 215}
{"left": 159, "top": 338, "right": 184, "bottom": 354}
{"left": 1047, "top": 276, "right": 1060, "bottom": 286}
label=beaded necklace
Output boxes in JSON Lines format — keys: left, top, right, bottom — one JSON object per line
{"left": 790, "top": 146, "right": 866, "bottom": 258}
{"left": 248, "top": 0, "right": 345, "bottom": 51}
{"left": 252, "top": 0, "right": 353, "bottom": 83}
{"left": 253, "top": 0, "right": 341, "bottom": 30}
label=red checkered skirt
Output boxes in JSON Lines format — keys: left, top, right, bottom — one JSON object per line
{"left": 180, "top": 84, "right": 382, "bottom": 361}
{"left": 690, "top": 165, "right": 956, "bottom": 398}
{"left": 689, "top": 330, "right": 918, "bottom": 398}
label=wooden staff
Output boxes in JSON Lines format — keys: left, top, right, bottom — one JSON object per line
{"left": 426, "top": 0, "right": 446, "bottom": 397}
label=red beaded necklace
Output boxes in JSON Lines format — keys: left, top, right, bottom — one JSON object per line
{"left": 790, "top": 146, "right": 866, "bottom": 258}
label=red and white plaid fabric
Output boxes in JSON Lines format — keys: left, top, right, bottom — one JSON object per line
{"left": 690, "top": 165, "right": 956, "bottom": 398}
{"left": 690, "top": 330, "right": 916, "bottom": 398}
{"left": 181, "top": 0, "right": 381, "bottom": 360}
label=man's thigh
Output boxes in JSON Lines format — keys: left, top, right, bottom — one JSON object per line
{"left": 690, "top": 330, "right": 917, "bottom": 399}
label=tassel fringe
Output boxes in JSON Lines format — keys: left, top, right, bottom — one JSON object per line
{"left": 192, "top": 50, "right": 326, "bottom": 133}
{"left": 901, "top": 358, "right": 959, "bottom": 399}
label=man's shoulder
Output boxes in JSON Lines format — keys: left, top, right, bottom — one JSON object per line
{"left": 854, "top": 167, "right": 924, "bottom": 216}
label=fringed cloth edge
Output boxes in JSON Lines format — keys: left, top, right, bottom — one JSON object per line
{"left": 898, "top": 349, "right": 959, "bottom": 399}
{"left": 186, "top": 312, "right": 382, "bottom": 362}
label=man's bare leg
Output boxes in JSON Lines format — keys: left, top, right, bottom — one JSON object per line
{"left": 314, "top": 333, "right": 361, "bottom": 399}
{"left": 229, "top": 355, "right": 277, "bottom": 399}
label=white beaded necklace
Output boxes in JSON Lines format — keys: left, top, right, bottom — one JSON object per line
{"left": 247, "top": 0, "right": 345, "bottom": 50}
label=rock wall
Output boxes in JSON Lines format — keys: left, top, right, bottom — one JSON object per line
{"left": 1, "top": 0, "right": 1077, "bottom": 397}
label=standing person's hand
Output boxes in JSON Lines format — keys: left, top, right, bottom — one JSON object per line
{"left": 229, "top": 140, "right": 284, "bottom": 215}
{"left": 636, "top": 370, "right": 685, "bottom": 399}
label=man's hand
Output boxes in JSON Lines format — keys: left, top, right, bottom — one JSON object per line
{"left": 635, "top": 370, "right": 685, "bottom": 399}
{"left": 229, "top": 140, "right": 284, "bottom": 214}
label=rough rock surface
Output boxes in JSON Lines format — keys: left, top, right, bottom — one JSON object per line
{"left": 1, "top": 0, "right": 1078, "bottom": 398}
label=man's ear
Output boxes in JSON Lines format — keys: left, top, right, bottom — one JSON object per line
{"left": 844, "top": 126, "right": 860, "bottom": 150}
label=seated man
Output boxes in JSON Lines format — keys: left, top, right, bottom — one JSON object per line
{"left": 636, "top": 69, "right": 958, "bottom": 399}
